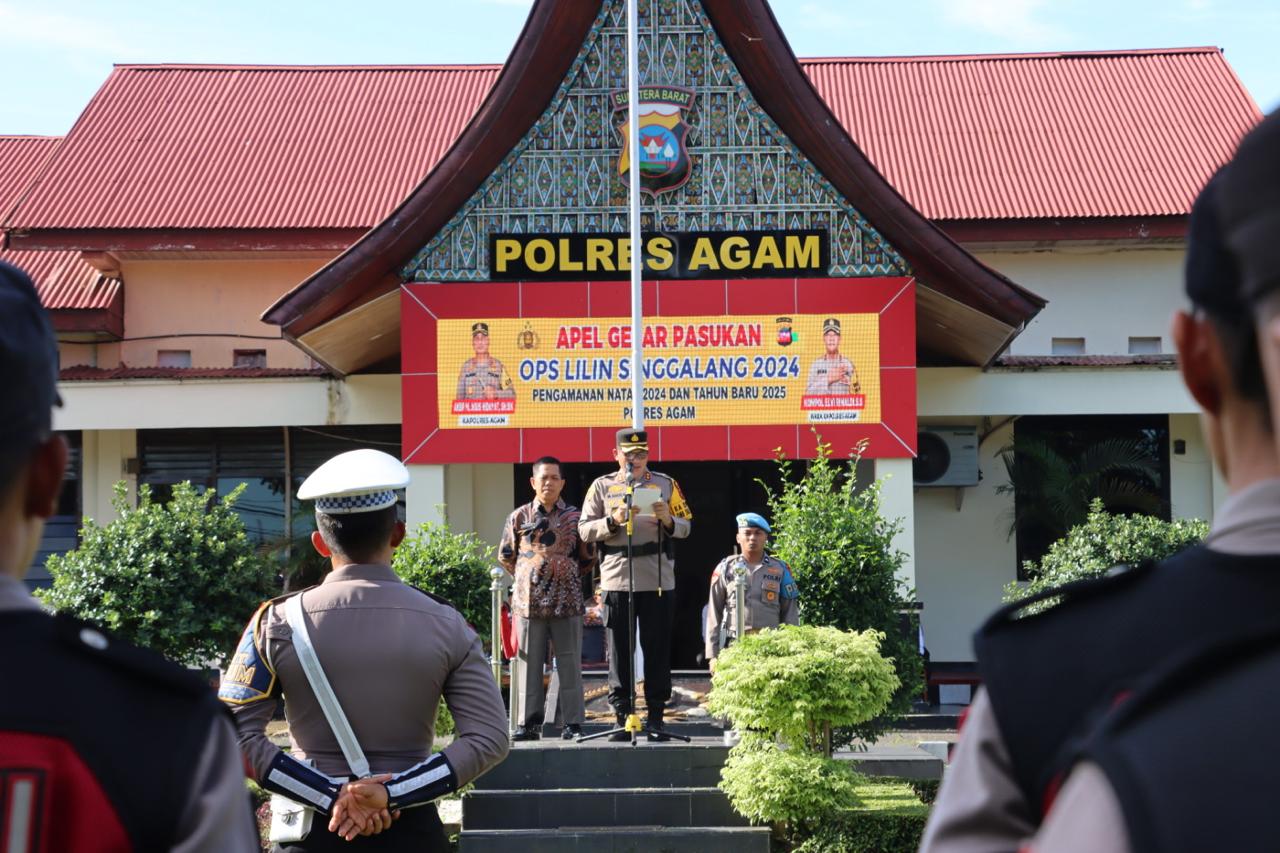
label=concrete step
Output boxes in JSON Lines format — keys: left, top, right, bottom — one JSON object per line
{"left": 473, "top": 742, "right": 730, "bottom": 790}
{"left": 462, "top": 786, "right": 748, "bottom": 830}
{"left": 458, "top": 826, "right": 772, "bottom": 853}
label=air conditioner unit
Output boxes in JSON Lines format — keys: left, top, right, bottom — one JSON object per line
{"left": 914, "top": 427, "right": 980, "bottom": 487}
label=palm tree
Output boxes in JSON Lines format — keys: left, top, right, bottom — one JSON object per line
{"left": 997, "top": 431, "right": 1163, "bottom": 565}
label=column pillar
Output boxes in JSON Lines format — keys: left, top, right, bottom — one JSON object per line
{"left": 874, "top": 457, "right": 916, "bottom": 595}
{"left": 406, "top": 464, "right": 447, "bottom": 530}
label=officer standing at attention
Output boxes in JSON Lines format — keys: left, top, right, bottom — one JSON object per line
{"left": 220, "top": 449, "right": 509, "bottom": 851}
{"left": 580, "top": 429, "right": 692, "bottom": 740}
{"left": 0, "top": 261, "right": 258, "bottom": 852}
{"left": 499, "top": 455, "right": 595, "bottom": 741}
{"left": 705, "top": 513, "right": 800, "bottom": 671}
{"left": 921, "top": 157, "right": 1280, "bottom": 850}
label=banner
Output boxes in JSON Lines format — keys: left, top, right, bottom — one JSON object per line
{"left": 441, "top": 313, "right": 879, "bottom": 429}
{"left": 401, "top": 277, "right": 916, "bottom": 463}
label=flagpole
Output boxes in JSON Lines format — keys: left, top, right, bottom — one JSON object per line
{"left": 626, "top": 0, "right": 643, "bottom": 432}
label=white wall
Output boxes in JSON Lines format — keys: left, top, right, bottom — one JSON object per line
{"left": 1168, "top": 413, "right": 1215, "bottom": 523}
{"left": 977, "top": 247, "right": 1185, "bottom": 356}
{"left": 913, "top": 419, "right": 1017, "bottom": 661}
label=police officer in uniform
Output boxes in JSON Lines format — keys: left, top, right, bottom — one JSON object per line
{"left": 805, "top": 317, "right": 859, "bottom": 394}
{"left": 921, "top": 164, "right": 1280, "bottom": 851}
{"left": 705, "top": 513, "right": 800, "bottom": 671}
{"left": 220, "top": 449, "right": 509, "bottom": 850}
{"left": 1020, "top": 110, "right": 1280, "bottom": 853}
{"left": 456, "top": 322, "right": 515, "bottom": 400}
{"left": 0, "top": 261, "right": 258, "bottom": 852}
{"left": 580, "top": 429, "right": 692, "bottom": 740}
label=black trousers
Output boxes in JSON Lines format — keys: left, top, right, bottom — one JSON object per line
{"left": 273, "top": 803, "right": 447, "bottom": 853}
{"left": 603, "top": 589, "right": 675, "bottom": 718}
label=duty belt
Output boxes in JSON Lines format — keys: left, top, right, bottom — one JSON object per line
{"left": 600, "top": 542, "right": 662, "bottom": 558}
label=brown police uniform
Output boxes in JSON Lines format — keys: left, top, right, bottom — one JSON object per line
{"left": 456, "top": 355, "right": 515, "bottom": 400}
{"left": 705, "top": 554, "right": 800, "bottom": 660}
{"left": 221, "top": 563, "right": 509, "bottom": 851}
{"left": 579, "top": 451, "right": 692, "bottom": 722}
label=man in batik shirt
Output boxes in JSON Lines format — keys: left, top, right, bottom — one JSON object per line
{"left": 499, "top": 456, "right": 595, "bottom": 741}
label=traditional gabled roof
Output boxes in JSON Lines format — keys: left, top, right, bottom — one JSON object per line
{"left": 260, "top": 0, "right": 1050, "bottom": 371}
{"left": 0, "top": 136, "right": 122, "bottom": 335}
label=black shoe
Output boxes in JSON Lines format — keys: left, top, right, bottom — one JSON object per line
{"left": 645, "top": 719, "right": 666, "bottom": 742}
{"left": 608, "top": 713, "right": 630, "bottom": 742}
{"left": 513, "top": 725, "right": 541, "bottom": 741}
{"left": 561, "top": 724, "right": 582, "bottom": 740}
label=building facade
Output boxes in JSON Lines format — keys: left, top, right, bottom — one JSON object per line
{"left": 1, "top": 0, "right": 1260, "bottom": 679}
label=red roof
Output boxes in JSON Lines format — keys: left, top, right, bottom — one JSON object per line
{"left": 996, "top": 354, "right": 1176, "bottom": 368}
{"left": 3, "top": 50, "right": 1257, "bottom": 235}
{"left": 806, "top": 48, "right": 1260, "bottom": 220}
{"left": 0, "top": 136, "right": 59, "bottom": 219}
{"left": 0, "top": 136, "right": 121, "bottom": 323}
{"left": 7, "top": 65, "right": 499, "bottom": 231}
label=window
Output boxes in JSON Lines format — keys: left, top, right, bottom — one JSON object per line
{"left": 1128, "top": 337, "right": 1162, "bottom": 355}
{"left": 1050, "top": 337, "right": 1086, "bottom": 356}
{"left": 234, "top": 349, "right": 268, "bottom": 368}
{"left": 1005, "top": 415, "right": 1170, "bottom": 579}
{"left": 157, "top": 349, "right": 192, "bottom": 368}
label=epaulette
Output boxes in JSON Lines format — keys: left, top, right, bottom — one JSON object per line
{"left": 51, "top": 613, "right": 210, "bottom": 700}
{"left": 982, "top": 559, "right": 1158, "bottom": 634}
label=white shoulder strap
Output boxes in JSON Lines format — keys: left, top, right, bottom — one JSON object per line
{"left": 284, "top": 593, "right": 371, "bottom": 779}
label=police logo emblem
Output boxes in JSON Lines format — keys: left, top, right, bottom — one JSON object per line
{"left": 517, "top": 322, "right": 540, "bottom": 351}
{"left": 611, "top": 87, "right": 695, "bottom": 197}
{"left": 776, "top": 317, "right": 795, "bottom": 347}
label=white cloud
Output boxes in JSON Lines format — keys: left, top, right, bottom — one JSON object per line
{"left": 938, "top": 0, "right": 1060, "bottom": 43}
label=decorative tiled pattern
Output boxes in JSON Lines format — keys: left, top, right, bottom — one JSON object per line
{"left": 402, "top": 0, "right": 908, "bottom": 282}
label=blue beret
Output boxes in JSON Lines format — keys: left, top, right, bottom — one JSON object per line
{"left": 736, "top": 512, "right": 770, "bottom": 533}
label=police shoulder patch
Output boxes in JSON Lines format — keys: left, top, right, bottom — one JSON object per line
{"left": 778, "top": 563, "right": 800, "bottom": 600}
{"left": 218, "top": 600, "right": 277, "bottom": 705}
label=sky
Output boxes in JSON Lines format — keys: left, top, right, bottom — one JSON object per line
{"left": 2, "top": 0, "right": 1277, "bottom": 137}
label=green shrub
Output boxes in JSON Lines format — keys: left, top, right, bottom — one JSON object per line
{"left": 708, "top": 624, "right": 898, "bottom": 832}
{"left": 707, "top": 625, "right": 898, "bottom": 755}
{"left": 762, "top": 437, "right": 921, "bottom": 742}
{"left": 1005, "top": 498, "right": 1207, "bottom": 607}
{"left": 718, "top": 742, "right": 865, "bottom": 828}
{"left": 393, "top": 516, "right": 494, "bottom": 643}
{"left": 40, "top": 481, "right": 276, "bottom": 668}
{"left": 790, "top": 780, "right": 929, "bottom": 853}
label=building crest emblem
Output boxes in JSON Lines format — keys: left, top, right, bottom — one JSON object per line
{"left": 611, "top": 86, "right": 695, "bottom": 197}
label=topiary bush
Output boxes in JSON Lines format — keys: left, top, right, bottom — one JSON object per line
{"left": 789, "top": 780, "right": 929, "bottom": 853}
{"left": 762, "top": 436, "right": 921, "bottom": 742}
{"left": 707, "top": 625, "right": 899, "bottom": 755}
{"left": 1005, "top": 498, "right": 1208, "bottom": 607}
{"left": 40, "top": 481, "right": 276, "bottom": 668}
{"left": 393, "top": 515, "right": 495, "bottom": 644}
{"left": 707, "top": 624, "right": 898, "bottom": 836}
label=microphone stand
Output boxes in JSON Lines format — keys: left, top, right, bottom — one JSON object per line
{"left": 579, "top": 467, "right": 688, "bottom": 745}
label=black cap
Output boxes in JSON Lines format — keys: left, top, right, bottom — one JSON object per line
{"left": 616, "top": 428, "right": 648, "bottom": 452}
{"left": 1220, "top": 110, "right": 1280, "bottom": 304}
{"left": 471, "top": 322, "right": 490, "bottom": 336}
{"left": 1184, "top": 172, "right": 1244, "bottom": 318}
{"left": 0, "top": 261, "right": 60, "bottom": 448}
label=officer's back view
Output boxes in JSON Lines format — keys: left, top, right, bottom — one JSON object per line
{"left": 220, "top": 449, "right": 510, "bottom": 851}
{"left": 0, "top": 260, "right": 258, "bottom": 851}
